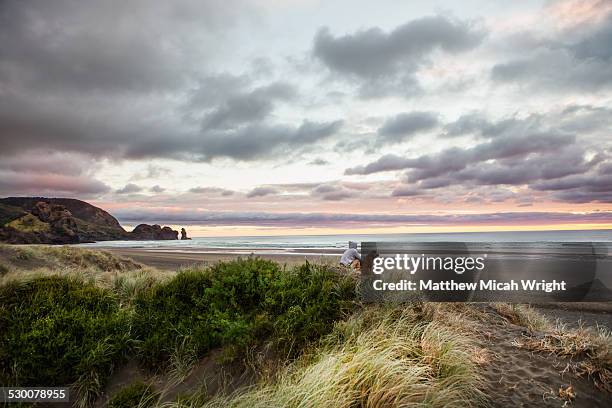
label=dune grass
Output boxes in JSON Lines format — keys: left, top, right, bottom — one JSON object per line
{"left": 491, "top": 302, "right": 552, "bottom": 331}
{"left": 491, "top": 302, "right": 612, "bottom": 392}
{"left": 167, "top": 305, "right": 484, "bottom": 408}
{"left": 0, "top": 244, "right": 142, "bottom": 273}
{"left": 107, "top": 381, "right": 159, "bottom": 408}
{"left": 0, "top": 244, "right": 172, "bottom": 303}
{"left": 513, "top": 322, "right": 612, "bottom": 392}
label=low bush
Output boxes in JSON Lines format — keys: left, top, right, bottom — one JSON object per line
{"left": 262, "top": 262, "right": 356, "bottom": 353}
{"left": 133, "top": 259, "right": 355, "bottom": 367}
{"left": 0, "top": 277, "right": 131, "bottom": 391}
{"left": 107, "top": 381, "right": 157, "bottom": 408}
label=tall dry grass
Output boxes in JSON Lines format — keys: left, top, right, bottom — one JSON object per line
{"left": 0, "top": 244, "right": 173, "bottom": 303}
{"left": 513, "top": 322, "right": 612, "bottom": 392}
{"left": 491, "top": 303, "right": 552, "bottom": 331}
{"left": 165, "top": 305, "right": 485, "bottom": 408}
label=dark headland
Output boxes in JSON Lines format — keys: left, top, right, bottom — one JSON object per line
{"left": 0, "top": 197, "right": 187, "bottom": 244}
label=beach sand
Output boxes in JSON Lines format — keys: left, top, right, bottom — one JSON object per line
{"left": 104, "top": 247, "right": 341, "bottom": 270}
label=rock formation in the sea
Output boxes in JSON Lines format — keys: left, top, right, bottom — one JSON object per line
{"left": 131, "top": 224, "right": 179, "bottom": 240}
{"left": 180, "top": 227, "right": 191, "bottom": 240}
{"left": 0, "top": 197, "right": 180, "bottom": 244}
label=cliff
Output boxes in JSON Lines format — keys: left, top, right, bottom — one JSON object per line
{"left": 131, "top": 224, "right": 179, "bottom": 240}
{"left": 0, "top": 197, "right": 181, "bottom": 244}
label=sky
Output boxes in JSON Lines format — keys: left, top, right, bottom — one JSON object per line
{"left": 0, "top": 0, "right": 611, "bottom": 236}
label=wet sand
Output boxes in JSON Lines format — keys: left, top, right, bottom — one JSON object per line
{"left": 104, "top": 247, "right": 340, "bottom": 270}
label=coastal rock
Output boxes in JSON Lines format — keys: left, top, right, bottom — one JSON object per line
{"left": 1, "top": 199, "right": 100, "bottom": 244}
{"left": 180, "top": 228, "right": 191, "bottom": 240}
{"left": 31, "top": 201, "right": 52, "bottom": 221}
{"left": 131, "top": 224, "right": 179, "bottom": 240}
{"left": 0, "top": 197, "right": 182, "bottom": 244}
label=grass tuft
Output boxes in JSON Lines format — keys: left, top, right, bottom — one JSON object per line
{"left": 107, "top": 381, "right": 158, "bottom": 408}
{"left": 492, "top": 303, "right": 552, "bottom": 331}
{"left": 513, "top": 322, "right": 612, "bottom": 392}
{"left": 195, "top": 306, "right": 484, "bottom": 408}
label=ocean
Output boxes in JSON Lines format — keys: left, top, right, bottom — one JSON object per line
{"left": 79, "top": 229, "right": 612, "bottom": 251}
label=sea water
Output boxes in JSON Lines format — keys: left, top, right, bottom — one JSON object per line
{"left": 78, "top": 229, "right": 612, "bottom": 251}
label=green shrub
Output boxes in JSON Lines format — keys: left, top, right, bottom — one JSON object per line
{"left": 263, "top": 262, "right": 356, "bottom": 353}
{"left": 133, "top": 259, "right": 355, "bottom": 367}
{"left": 0, "top": 277, "right": 131, "bottom": 388}
{"left": 107, "top": 381, "right": 157, "bottom": 408}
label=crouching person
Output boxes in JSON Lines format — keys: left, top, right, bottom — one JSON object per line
{"left": 340, "top": 241, "right": 361, "bottom": 270}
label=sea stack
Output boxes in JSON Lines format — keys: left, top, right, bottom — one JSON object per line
{"left": 131, "top": 224, "right": 179, "bottom": 240}
{"left": 180, "top": 227, "right": 191, "bottom": 240}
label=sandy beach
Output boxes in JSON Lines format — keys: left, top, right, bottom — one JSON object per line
{"left": 104, "top": 247, "right": 342, "bottom": 270}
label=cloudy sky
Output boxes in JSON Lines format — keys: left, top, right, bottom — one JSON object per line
{"left": 1, "top": 0, "right": 611, "bottom": 235}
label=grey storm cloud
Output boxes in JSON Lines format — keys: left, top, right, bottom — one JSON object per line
{"left": 320, "top": 192, "right": 354, "bottom": 201}
{"left": 313, "top": 16, "right": 485, "bottom": 78}
{"left": 347, "top": 114, "right": 557, "bottom": 175}
{"left": 201, "top": 82, "right": 296, "bottom": 129}
{"left": 531, "top": 161, "right": 612, "bottom": 203}
{"left": 442, "top": 114, "right": 539, "bottom": 139}
{"left": 116, "top": 183, "right": 143, "bottom": 194}
{"left": 309, "top": 158, "right": 330, "bottom": 166}
{"left": 491, "top": 13, "right": 612, "bottom": 90}
{"left": 0, "top": 150, "right": 110, "bottom": 196}
{"left": 187, "top": 120, "right": 344, "bottom": 161}
{"left": 149, "top": 185, "right": 165, "bottom": 193}
{"left": 188, "top": 74, "right": 251, "bottom": 110}
{"left": 344, "top": 106, "right": 612, "bottom": 203}
{"left": 346, "top": 131, "right": 574, "bottom": 177}
{"left": 188, "top": 186, "right": 234, "bottom": 196}
{"left": 112, "top": 208, "right": 612, "bottom": 228}
{"left": 533, "top": 174, "right": 612, "bottom": 193}
{"left": 391, "top": 186, "right": 421, "bottom": 197}
{"left": 0, "top": 172, "right": 110, "bottom": 196}
{"left": 0, "top": 152, "right": 86, "bottom": 176}
{"left": 345, "top": 154, "right": 413, "bottom": 175}
{"left": 313, "top": 15, "right": 485, "bottom": 97}
{"left": 377, "top": 112, "right": 438, "bottom": 142}
{"left": 0, "top": 1, "right": 342, "bottom": 165}
{"left": 406, "top": 146, "right": 592, "bottom": 191}
{"left": 0, "top": 89, "right": 343, "bottom": 162}
{"left": 310, "top": 183, "right": 357, "bottom": 201}
{"left": 0, "top": 0, "right": 249, "bottom": 94}
{"left": 246, "top": 186, "right": 279, "bottom": 198}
